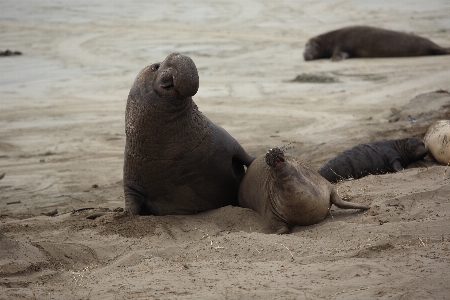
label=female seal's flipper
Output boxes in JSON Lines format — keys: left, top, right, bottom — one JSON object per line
{"left": 330, "top": 190, "right": 370, "bottom": 210}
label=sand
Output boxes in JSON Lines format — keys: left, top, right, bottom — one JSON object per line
{"left": 1, "top": 0, "right": 450, "bottom": 299}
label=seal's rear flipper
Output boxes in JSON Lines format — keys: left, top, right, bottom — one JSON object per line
{"left": 433, "top": 47, "right": 450, "bottom": 55}
{"left": 330, "top": 190, "right": 370, "bottom": 210}
{"left": 269, "top": 218, "right": 290, "bottom": 235}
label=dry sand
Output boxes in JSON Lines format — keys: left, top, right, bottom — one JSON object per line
{"left": 1, "top": 0, "right": 450, "bottom": 299}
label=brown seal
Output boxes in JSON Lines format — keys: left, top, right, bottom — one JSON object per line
{"left": 238, "top": 148, "right": 370, "bottom": 234}
{"left": 424, "top": 120, "right": 450, "bottom": 165}
{"left": 303, "top": 26, "right": 450, "bottom": 61}
{"left": 123, "top": 53, "right": 255, "bottom": 215}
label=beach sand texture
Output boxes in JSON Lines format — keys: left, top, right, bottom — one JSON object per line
{"left": 1, "top": 0, "right": 450, "bottom": 299}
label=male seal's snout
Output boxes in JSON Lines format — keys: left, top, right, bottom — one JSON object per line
{"left": 163, "top": 52, "right": 199, "bottom": 97}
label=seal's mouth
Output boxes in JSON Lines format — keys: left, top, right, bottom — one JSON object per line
{"left": 303, "top": 53, "right": 314, "bottom": 61}
{"left": 416, "top": 144, "right": 428, "bottom": 159}
{"left": 161, "top": 81, "right": 174, "bottom": 89}
{"left": 265, "top": 147, "right": 286, "bottom": 168}
{"left": 160, "top": 77, "right": 174, "bottom": 89}
{"left": 275, "top": 156, "right": 285, "bottom": 165}
{"left": 159, "top": 71, "right": 175, "bottom": 90}
{"left": 406, "top": 139, "right": 429, "bottom": 160}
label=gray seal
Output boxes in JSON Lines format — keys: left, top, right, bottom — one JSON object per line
{"left": 317, "top": 138, "right": 428, "bottom": 183}
{"left": 238, "top": 148, "right": 370, "bottom": 234}
{"left": 303, "top": 26, "right": 450, "bottom": 61}
{"left": 124, "top": 53, "right": 255, "bottom": 215}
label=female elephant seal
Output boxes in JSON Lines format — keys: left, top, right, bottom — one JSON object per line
{"left": 424, "top": 120, "right": 450, "bottom": 165}
{"left": 124, "top": 53, "right": 255, "bottom": 215}
{"left": 318, "top": 138, "right": 428, "bottom": 183}
{"left": 238, "top": 148, "right": 370, "bottom": 234}
{"left": 303, "top": 26, "right": 450, "bottom": 61}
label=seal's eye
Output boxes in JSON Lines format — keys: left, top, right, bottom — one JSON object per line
{"left": 151, "top": 64, "right": 160, "bottom": 72}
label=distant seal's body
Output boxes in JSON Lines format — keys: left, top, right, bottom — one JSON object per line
{"left": 318, "top": 138, "right": 428, "bottom": 183}
{"left": 124, "top": 53, "right": 255, "bottom": 215}
{"left": 424, "top": 120, "right": 450, "bottom": 165}
{"left": 303, "top": 26, "right": 450, "bottom": 61}
{"left": 238, "top": 148, "right": 369, "bottom": 234}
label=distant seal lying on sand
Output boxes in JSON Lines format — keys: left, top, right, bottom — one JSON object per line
{"left": 238, "top": 148, "right": 370, "bottom": 234}
{"left": 303, "top": 26, "right": 450, "bottom": 61}
{"left": 424, "top": 120, "right": 450, "bottom": 165}
{"left": 317, "top": 138, "right": 428, "bottom": 183}
{"left": 0, "top": 50, "right": 22, "bottom": 56}
{"left": 123, "top": 53, "right": 255, "bottom": 215}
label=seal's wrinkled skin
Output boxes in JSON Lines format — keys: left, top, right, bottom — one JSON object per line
{"left": 318, "top": 138, "right": 428, "bottom": 183}
{"left": 303, "top": 26, "right": 450, "bottom": 61}
{"left": 238, "top": 148, "right": 369, "bottom": 234}
{"left": 124, "top": 53, "right": 255, "bottom": 215}
{"left": 424, "top": 120, "right": 450, "bottom": 165}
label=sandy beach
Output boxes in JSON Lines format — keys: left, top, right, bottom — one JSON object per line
{"left": 1, "top": 0, "right": 450, "bottom": 299}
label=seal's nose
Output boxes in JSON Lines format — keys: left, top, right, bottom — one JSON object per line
{"left": 303, "top": 53, "right": 313, "bottom": 61}
{"left": 164, "top": 53, "right": 199, "bottom": 97}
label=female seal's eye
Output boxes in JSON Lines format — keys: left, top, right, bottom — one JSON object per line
{"left": 151, "top": 64, "right": 159, "bottom": 71}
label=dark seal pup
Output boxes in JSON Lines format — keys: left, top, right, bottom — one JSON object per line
{"left": 318, "top": 138, "right": 428, "bottom": 183}
{"left": 238, "top": 148, "right": 370, "bottom": 234}
{"left": 124, "top": 53, "right": 255, "bottom": 215}
{"left": 303, "top": 26, "right": 450, "bottom": 61}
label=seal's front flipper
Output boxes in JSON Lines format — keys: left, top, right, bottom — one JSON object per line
{"left": 269, "top": 219, "right": 290, "bottom": 235}
{"left": 124, "top": 185, "right": 152, "bottom": 215}
{"left": 331, "top": 50, "right": 349, "bottom": 61}
{"left": 233, "top": 142, "right": 256, "bottom": 167}
{"left": 391, "top": 159, "right": 404, "bottom": 172}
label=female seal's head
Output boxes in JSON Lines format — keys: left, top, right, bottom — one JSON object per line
{"left": 265, "top": 147, "right": 286, "bottom": 168}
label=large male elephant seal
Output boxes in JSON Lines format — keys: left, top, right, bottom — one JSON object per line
{"left": 303, "top": 26, "right": 450, "bottom": 61}
{"left": 124, "top": 53, "right": 255, "bottom": 215}
{"left": 238, "top": 148, "right": 370, "bottom": 234}
{"left": 318, "top": 138, "right": 428, "bottom": 183}
{"left": 424, "top": 120, "right": 450, "bottom": 165}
